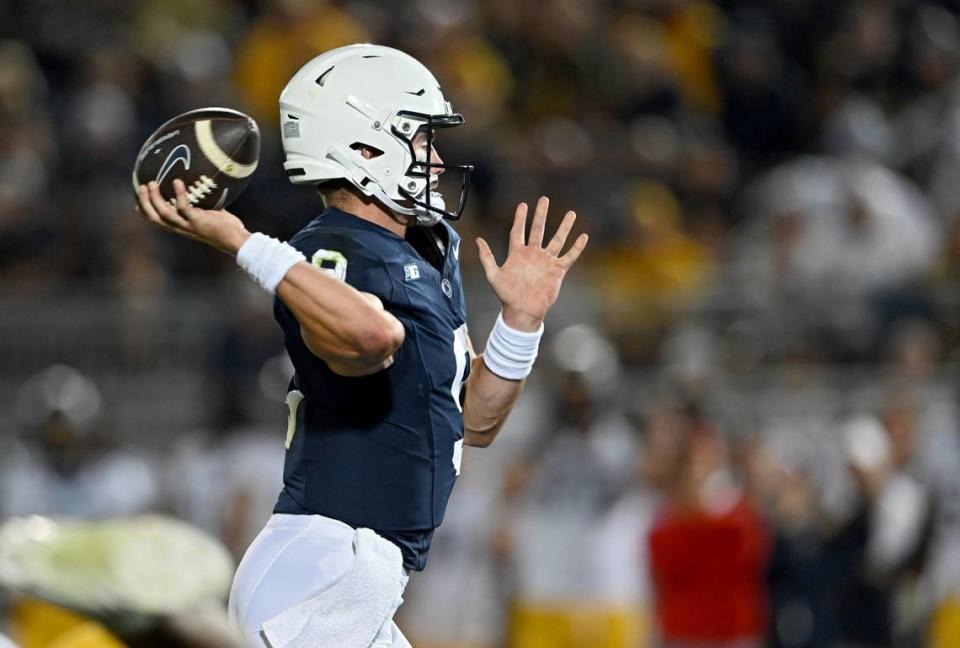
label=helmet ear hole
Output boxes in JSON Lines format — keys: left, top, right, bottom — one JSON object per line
{"left": 350, "top": 142, "right": 384, "bottom": 159}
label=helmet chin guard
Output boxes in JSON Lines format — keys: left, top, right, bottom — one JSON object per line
{"left": 279, "top": 44, "right": 474, "bottom": 227}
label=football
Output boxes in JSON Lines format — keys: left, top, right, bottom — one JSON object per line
{"left": 132, "top": 107, "right": 260, "bottom": 210}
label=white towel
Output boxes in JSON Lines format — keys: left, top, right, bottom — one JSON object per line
{"left": 260, "top": 528, "right": 406, "bottom": 648}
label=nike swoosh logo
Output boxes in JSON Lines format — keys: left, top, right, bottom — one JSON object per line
{"left": 156, "top": 144, "right": 191, "bottom": 185}
{"left": 452, "top": 239, "right": 460, "bottom": 261}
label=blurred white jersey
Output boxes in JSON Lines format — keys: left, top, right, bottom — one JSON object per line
{"left": 514, "top": 413, "right": 638, "bottom": 603}
{"left": 0, "top": 442, "right": 158, "bottom": 519}
{"left": 915, "top": 397, "right": 960, "bottom": 601}
{"left": 165, "top": 426, "right": 285, "bottom": 554}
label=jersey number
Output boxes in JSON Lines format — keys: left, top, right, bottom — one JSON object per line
{"left": 285, "top": 390, "right": 304, "bottom": 449}
{"left": 311, "top": 249, "right": 347, "bottom": 281}
{"left": 451, "top": 324, "right": 469, "bottom": 475}
{"left": 282, "top": 327, "right": 470, "bottom": 475}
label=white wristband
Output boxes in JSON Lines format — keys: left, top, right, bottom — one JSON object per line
{"left": 482, "top": 311, "right": 544, "bottom": 380}
{"left": 236, "top": 233, "right": 306, "bottom": 294}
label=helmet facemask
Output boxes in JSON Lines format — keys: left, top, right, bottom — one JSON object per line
{"left": 391, "top": 111, "right": 473, "bottom": 227}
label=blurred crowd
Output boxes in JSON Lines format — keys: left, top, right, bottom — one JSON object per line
{"left": 2, "top": 0, "right": 960, "bottom": 646}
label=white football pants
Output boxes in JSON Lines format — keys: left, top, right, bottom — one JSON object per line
{"left": 228, "top": 513, "right": 411, "bottom": 647}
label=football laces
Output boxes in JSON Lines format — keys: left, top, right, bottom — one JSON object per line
{"left": 186, "top": 175, "right": 218, "bottom": 205}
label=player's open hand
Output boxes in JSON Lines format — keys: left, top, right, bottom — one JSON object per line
{"left": 476, "top": 197, "right": 588, "bottom": 331}
{"left": 137, "top": 179, "right": 251, "bottom": 255}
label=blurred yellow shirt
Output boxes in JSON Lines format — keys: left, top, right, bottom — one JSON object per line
{"left": 590, "top": 182, "right": 713, "bottom": 335}
{"left": 509, "top": 602, "right": 648, "bottom": 648}
{"left": 233, "top": 5, "right": 368, "bottom": 123}
{"left": 11, "top": 599, "right": 124, "bottom": 648}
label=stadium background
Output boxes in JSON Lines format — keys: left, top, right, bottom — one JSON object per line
{"left": 2, "top": 0, "right": 960, "bottom": 646}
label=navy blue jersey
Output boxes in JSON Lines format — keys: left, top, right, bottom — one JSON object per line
{"left": 272, "top": 207, "right": 471, "bottom": 571}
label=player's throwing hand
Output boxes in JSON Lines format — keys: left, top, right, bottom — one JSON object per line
{"left": 475, "top": 196, "right": 588, "bottom": 332}
{"left": 137, "top": 179, "right": 251, "bottom": 255}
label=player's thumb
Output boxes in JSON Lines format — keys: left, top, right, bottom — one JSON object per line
{"left": 475, "top": 238, "right": 498, "bottom": 280}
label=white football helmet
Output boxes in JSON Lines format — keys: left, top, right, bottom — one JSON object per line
{"left": 279, "top": 44, "right": 473, "bottom": 226}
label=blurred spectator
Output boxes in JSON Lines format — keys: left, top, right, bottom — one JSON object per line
{"left": 733, "top": 156, "right": 939, "bottom": 361}
{"left": 647, "top": 407, "right": 770, "bottom": 647}
{"left": 758, "top": 433, "right": 831, "bottom": 648}
{"left": 164, "top": 390, "right": 285, "bottom": 560}
{"left": 819, "top": 414, "right": 932, "bottom": 646}
{"left": 232, "top": 0, "right": 370, "bottom": 123}
{"left": 717, "top": 8, "right": 808, "bottom": 165}
{"left": 501, "top": 371, "right": 640, "bottom": 648}
{"left": 1, "top": 365, "right": 159, "bottom": 519}
{"left": 591, "top": 180, "right": 715, "bottom": 362}
{"left": 0, "top": 39, "right": 56, "bottom": 285}
{"left": 165, "top": 334, "right": 287, "bottom": 559}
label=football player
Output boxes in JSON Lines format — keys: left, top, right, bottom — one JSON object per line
{"left": 136, "top": 44, "right": 587, "bottom": 647}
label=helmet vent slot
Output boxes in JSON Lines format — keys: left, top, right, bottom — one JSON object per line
{"left": 350, "top": 142, "right": 384, "bottom": 158}
{"left": 315, "top": 66, "right": 335, "bottom": 87}
{"left": 361, "top": 55, "right": 380, "bottom": 59}
{"left": 286, "top": 168, "right": 305, "bottom": 177}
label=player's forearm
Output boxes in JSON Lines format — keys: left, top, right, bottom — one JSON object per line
{"left": 278, "top": 263, "right": 405, "bottom": 371}
{"left": 462, "top": 355, "right": 524, "bottom": 447}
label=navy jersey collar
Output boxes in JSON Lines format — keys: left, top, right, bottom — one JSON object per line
{"left": 317, "top": 207, "right": 458, "bottom": 274}
{"left": 318, "top": 207, "right": 406, "bottom": 241}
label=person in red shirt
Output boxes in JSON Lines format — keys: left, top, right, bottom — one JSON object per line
{"left": 647, "top": 409, "right": 770, "bottom": 647}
